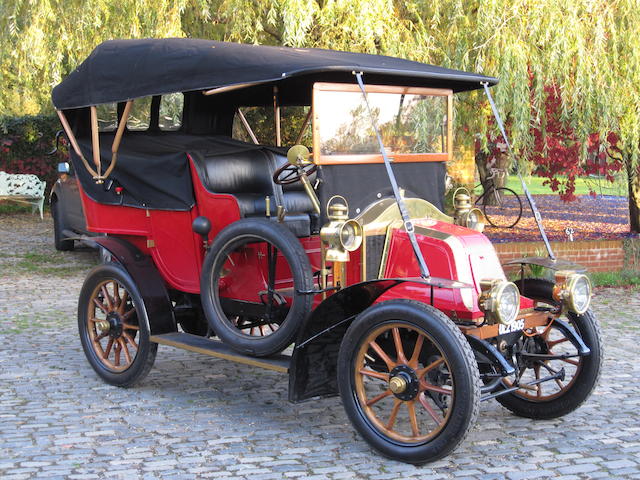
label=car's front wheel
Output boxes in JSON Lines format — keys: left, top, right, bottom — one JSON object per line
{"left": 338, "top": 300, "right": 480, "bottom": 464}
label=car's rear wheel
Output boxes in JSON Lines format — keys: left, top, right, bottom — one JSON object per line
{"left": 496, "top": 279, "right": 603, "bottom": 419}
{"left": 200, "top": 218, "right": 313, "bottom": 357}
{"left": 52, "top": 199, "right": 74, "bottom": 251}
{"left": 78, "top": 263, "right": 157, "bottom": 386}
{"left": 338, "top": 300, "right": 480, "bottom": 464}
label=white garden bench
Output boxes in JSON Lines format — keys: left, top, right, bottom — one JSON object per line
{"left": 0, "top": 171, "right": 46, "bottom": 219}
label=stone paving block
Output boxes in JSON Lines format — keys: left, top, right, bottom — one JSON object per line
{"left": 1, "top": 214, "right": 640, "bottom": 479}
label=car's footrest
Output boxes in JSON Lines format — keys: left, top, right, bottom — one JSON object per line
{"left": 150, "top": 332, "right": 290, "bottom": 373}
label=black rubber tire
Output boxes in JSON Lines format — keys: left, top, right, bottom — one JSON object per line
{"left": 337, "top": 300, "right": 481, "bottom": 464}
{"left": 496, "top": 279, "right": 603, "bottom": 419}
{"left": 78, "top": 263, "right": 157, "bottom": 387}
{"left": 200, "top": 218, "right": 313, "bottom": 357}
{"left": 482, "top": 187, "right": 523, "bottom": 229}
{"left": 52, "top": 199, "right": 74, "bottom": 251}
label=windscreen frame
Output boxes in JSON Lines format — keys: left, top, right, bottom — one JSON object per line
{"left": 312, "top": 82, "right": 453, "bottom": 165}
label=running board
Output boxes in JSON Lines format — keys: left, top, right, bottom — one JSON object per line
{"left": 150, "top": 332, "right": 290, "bottom": 373}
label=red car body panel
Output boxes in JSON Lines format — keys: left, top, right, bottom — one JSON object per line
{"left": 78, "top": 159, "right": 530, "bottom": 316}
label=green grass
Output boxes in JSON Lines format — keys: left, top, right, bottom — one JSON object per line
{"left": 0, "top": 201, "right": 50, "bottom": 215}
{"left": 0, "top": 202, "right": 33, "bottom": 214}
{"left": 3, "top": 251, "right": 91, "bottom": 277}
{"left": 589, "top": 270, "right": 640, "bottom": 288}
{"left": 471, "top": 174, "right": 627, "bottom": 196}
{"left": 0, "top": 313, "right": 45, "bottom": 334}
{"left": 504, "top": 174, "right": 628, "bottom": 196}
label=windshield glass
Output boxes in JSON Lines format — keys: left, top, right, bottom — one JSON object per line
{"left": 313, "top": 84, "right": 451, "bottom": 163}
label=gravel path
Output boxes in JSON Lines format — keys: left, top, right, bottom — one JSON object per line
{"left": 1, "top": 213, "right": 639, "bottom": 479}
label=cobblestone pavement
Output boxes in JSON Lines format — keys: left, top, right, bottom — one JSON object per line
{"left": 1, "top": 213, "right": 639, "bottom": 480}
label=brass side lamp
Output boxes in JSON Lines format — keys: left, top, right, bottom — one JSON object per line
{"left": 320, "top": 196, "right": 363, "bottom": 262}
{"left": 453, "top": 187, "right": 485, "bottom": 232}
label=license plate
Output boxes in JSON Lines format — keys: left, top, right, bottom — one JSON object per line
{"left": 498, "top": 319, "right": 525, "bottom": 335}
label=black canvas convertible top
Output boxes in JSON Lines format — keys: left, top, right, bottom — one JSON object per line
{"left": 52, "top": 38, "right": 498, "bottom": 109}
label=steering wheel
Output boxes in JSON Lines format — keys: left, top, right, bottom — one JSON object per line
{"left": 273, "top": 162, "right": 318, "bottom": 185}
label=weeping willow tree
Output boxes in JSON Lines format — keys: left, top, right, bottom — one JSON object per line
{"left": 0, "top": 0, "right": 214, "bottom": 115}
{"left": 202, "top": 0, "right": 640, "bottom": 232}
{"left": 1, "top": 0, "right": 639, "bottom": 231}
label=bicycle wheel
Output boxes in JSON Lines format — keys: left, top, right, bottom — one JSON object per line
{"left": 482, "top": 187, "right": 522, "bottom": 228}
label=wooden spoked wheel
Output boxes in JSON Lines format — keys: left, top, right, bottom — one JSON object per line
{"left": 86, "top": 279, "right": 140, "bottom": 372}
{"left": 499, "top": 279, "right": 602, "bottom": 419}
{"left": 503, "top": 320, "right": 582, "bottom": 401}
{"left": 354, "top": 323, "right": 454, "bottom": 443}
{"left": 339, "top": 300, "right": 479, "bottom": 463}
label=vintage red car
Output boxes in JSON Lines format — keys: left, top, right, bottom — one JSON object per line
{"left": 52, "top": 39, "right": 602, "bottom": 464}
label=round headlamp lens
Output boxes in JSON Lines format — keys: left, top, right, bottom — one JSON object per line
{"left": 497, "top": 282, "right": 520, "bottom": 325}
{"left": 569, "top": 274, "right": 591, "bottom": 314}
{"left": 341, "top": 223, "right": 355, "bottom": 247}
{"left": 339, "top": 220, "right": 362, "bottom": 251}
{"left": 465, "top": 208, "right": 485, "bottom": 232}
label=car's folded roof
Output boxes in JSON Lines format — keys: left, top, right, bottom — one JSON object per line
{"left": 52, "top": 38, "right": 498, "bottom": 109}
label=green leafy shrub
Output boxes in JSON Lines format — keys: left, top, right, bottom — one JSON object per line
{"left": 0, "top": 115, "right": 66, "bottom": 195}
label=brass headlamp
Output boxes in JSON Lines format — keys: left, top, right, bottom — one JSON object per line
{"left": 453, "top": 187, "right": 484, "bottom": 232}
{"left": 320, "top": 196, "right": 363, "bottom": 262}
{"left": 553, "top": 270, "right": 592, "bottom": 314}
{"left": 478, "top": 278, "right": 521, "bottom": 325}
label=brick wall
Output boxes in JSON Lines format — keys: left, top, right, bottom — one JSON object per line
{"left": 494, "top": 239, "right": 636, "bottom": 272}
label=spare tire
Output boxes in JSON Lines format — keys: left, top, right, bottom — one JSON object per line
{"left": 200, "top": 218, "right": 314, "bottom": 357}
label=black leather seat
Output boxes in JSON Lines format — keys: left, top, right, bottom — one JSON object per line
{"left": 194, "top": 149, "right": 276, "bottom": 215}
{"left": 193, "top": 148, "right": 317, "bottom": 237}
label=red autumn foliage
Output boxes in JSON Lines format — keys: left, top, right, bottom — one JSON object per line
{"left": 529, "top": 86, "right": 623, "bottom": 201}
{"left": 480, "top": 85, "right": 624, "bottom": 202}
{"left": 0, "top": 115, "right": 66, "bottom": 194}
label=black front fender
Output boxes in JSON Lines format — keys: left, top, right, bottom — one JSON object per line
{"left": 288, "top": 276, "right": 470, "bottom": 402}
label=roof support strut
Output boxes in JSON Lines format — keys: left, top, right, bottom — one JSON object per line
{"left": 354, "top": 72, "right": 431, "bottom": 279}
{"left": 237, "top": 108, "right": 259, "bottom": 145}
{"left": 56, "top": 100, "right": 133, "bottom": 184}
{"left": 273, "top": 86, "right": 281, "bottom": 147}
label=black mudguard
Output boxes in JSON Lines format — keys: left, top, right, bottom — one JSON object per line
{"left": 288, "top": 277, "right": 471, "bottom": 403}
{"left": 89, "top": 236, "right": 176, "bottom": 336}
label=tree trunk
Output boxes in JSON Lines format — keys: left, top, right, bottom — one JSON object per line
{"left": 626, "top": 157, "right": 640, "bottom": 233}
{"left": 475, "top": 143, "right": 508, "bottom": 205}
{"left": 475, "top": 148, "right": 489, "bottom": 186}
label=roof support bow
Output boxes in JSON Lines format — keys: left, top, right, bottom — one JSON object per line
{"left": 56, "top": 100, "right": 132, "bottom": 184}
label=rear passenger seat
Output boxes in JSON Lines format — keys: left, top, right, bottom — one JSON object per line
{"left": 192, "top": 148, "right": 318, "bottom": 237}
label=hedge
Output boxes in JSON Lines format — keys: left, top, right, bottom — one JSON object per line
{"left": 0, "top": 115, "right": 66, "bottom": 196}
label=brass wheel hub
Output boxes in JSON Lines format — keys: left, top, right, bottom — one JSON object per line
{"left": 389, "top": 376, "right": 407, "bottom": 394}
{"left": 389, "top": 365, "right": 419, "bottom": 401}
{"left": 95, "top": 320, "right": 111, "bottom": 333}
